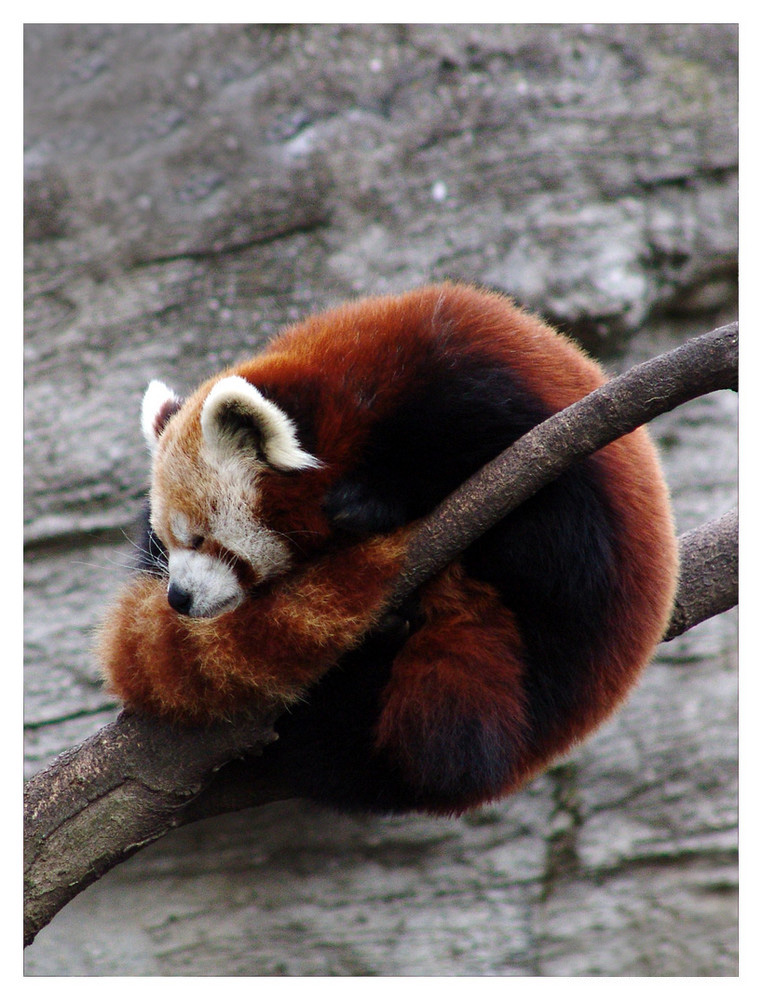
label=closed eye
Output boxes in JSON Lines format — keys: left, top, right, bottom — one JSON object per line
{"left": 190, "top": 534, "right": 205, "bottom": 550}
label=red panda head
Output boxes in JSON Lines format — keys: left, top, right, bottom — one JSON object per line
{"left": 141, "top": 376, "right": 323, "bottom": 619}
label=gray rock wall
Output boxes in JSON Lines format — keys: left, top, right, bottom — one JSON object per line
{"left": 24, "top": 24, "right": 737, "bottom": 976}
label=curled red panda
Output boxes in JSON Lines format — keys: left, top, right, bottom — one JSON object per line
{"left": 97, "top": 283, "right": 678, "bottom": 815}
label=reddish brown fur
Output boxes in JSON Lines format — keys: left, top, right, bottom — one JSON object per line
{"left": 100, "top": 283, "right": 678, "bottom": 808}
{"left": 250, "top": 285, "right": 677, "bottom": 782}
{"left": 376, "top": 565, "right": 529, "bottom": 808}
{"left": 99, "top": 531, "right": 410, "bottom": 722}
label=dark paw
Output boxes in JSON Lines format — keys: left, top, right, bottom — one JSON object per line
{"left": 323, "top": 479, "right": 406, "bottom": 536}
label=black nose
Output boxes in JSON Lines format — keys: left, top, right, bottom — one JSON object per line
{"left": 167, "top": 582, "right": 193, "bottom": 616}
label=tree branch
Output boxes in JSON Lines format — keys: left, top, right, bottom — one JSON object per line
{"left": 662, "top": 507, "right": 738, "bottom": 642}
{"left": 391, "top": 321, "right": 737, "bottom": 601}
{"left": 23, "top": 710, "right": 280, "bottom": 948}
{"left": 24, "top": 322, "right": 738, "bottom": 947}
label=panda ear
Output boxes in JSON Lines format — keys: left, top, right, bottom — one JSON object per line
{"left": 141, "top": 380, "right": 183, "bottom": 453}
{"left": 200, "top": 375, "right": 322, "bottom": 472}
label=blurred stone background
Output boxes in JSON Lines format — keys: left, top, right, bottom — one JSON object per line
{"left": 24, "top": 24, "right": 738, "bottom": 976}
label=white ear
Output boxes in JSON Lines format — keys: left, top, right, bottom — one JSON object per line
{"left": 200, "top": 375, "right": 322, "bottom": 471}
{"left": 141, "top": 379, "right": 182, "bottom": 453}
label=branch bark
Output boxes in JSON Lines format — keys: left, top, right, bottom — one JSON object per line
{"left": 663, "top": 508, "right": 738, "bottom": 642}
{"left": 24, "top": 322, "right": 738, "bottom": 947}
{"left": 23, "top": 710, "right": 281, "bottom": 949}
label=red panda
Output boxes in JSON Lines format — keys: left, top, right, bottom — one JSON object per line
{"left": 97, "top": 283, "right": 678, "bottom": 815}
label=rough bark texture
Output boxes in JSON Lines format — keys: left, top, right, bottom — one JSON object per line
{"left": 24, "top": 24, "right": 737, "bottom": 976}
{"left": 663, "top": 510, "right": 739, "bottom": 643}
{"left": 23, "top": 711, "right": 281, "bottom": 949}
